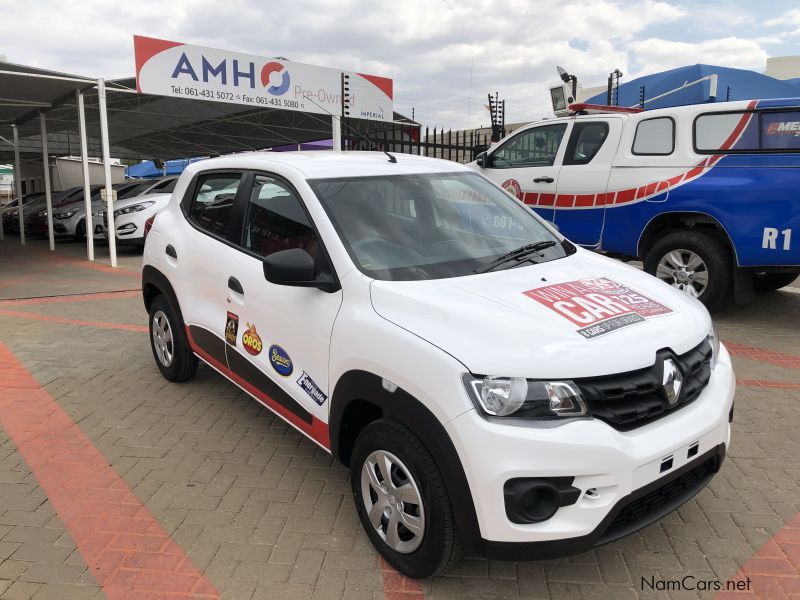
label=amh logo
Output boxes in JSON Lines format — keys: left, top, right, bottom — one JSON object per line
{"left": 261, "top": 62, "right": 290, "bottom": 96}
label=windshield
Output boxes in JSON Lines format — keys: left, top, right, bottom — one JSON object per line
{"left": 309, "top": 171, "right": 572, "bottom": 281}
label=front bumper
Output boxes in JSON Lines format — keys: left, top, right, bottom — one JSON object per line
{"left": 445, "top": 343, "right": 735, "bottom": 555}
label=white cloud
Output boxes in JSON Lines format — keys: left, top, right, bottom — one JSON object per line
{"left": 628, "top": 37, "right": 769, "bottom": 76}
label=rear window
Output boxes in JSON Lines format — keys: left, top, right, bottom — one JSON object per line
{"left": 694, "top": 108, "right": 800, "bottom": 153}
{"left": 632, "top": 117, "right": 675, "bottom": 155}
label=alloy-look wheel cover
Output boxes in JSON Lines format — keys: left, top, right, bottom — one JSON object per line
{"left": 656, "top": 248, "right": 709, "bottom": 299}
{"left": 360, "top": 449, "right": 425, "bottom": 553}
{"left": 152, "top": 310, "right": 174, "bottom": 367}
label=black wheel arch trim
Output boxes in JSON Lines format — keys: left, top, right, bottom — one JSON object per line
{"left": 142, "top": 265, "right": 185, "bottom": 327}
{"left": 329, "top": 370, "right": 484, "bottom": 555}
{"left": 636, "top": 211, "right": 739, "bottom": 267}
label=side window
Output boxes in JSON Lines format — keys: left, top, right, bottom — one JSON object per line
{"left": 694, "top": 111, "right": 759, "bottom": 152}
{"left": 492, "top": 123, "right": 568, "bottom": 168}
{"left": 761, "top": 111, "right": 800, "bottom": 150}
{"left": 242, "top": 175, "right": 319, "bottom": 258}
{"left": 153, "top": 178, "right": 178, "bottom": 192}
{"left": 564, "top": 122, "right": 610, "bottom": 165}
{"left": 188, "top": 173, "right": 241, "bottom": 238}
{"left": 632, "top": 117, "right": 675, "bottom": 155}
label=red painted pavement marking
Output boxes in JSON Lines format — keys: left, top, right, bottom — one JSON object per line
{"left": 380, "top": 557, "right": 424, "bottom": 599}
{"left": 725, "top": 342, "right": 800, "bottom": 371}
{"left": 0, "top": 290, "right": 141, "bottom": 307}
{"left": 0, "top": 309, "right": 147, "bottom": 333}
{"left": 715, "top": 512, "right": 800, "bottom": 599}
{"left": 737, "top": 379, "right": 800, "bottom": 390}
{"left": 0, "top": 343, "right": 220, "bottom": 599}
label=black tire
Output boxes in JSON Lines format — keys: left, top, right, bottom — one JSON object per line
{"left": 643, "top": 230, "right": 732, "bottom": 310}
{"left": 350, "top": 419, "right": 461, "bottom": 578}
{"left": 148, "top": 295, "right": 198, "bottom": 382}
{"left": 753, "top": 272, "right": 799, "bottom": 293}
{"left": 74, "top": 219, "right": 86, "bottom": 241}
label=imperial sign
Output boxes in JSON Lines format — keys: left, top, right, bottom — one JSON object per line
{"left": 134, "top": 35, "right": 394, "bottom": 122}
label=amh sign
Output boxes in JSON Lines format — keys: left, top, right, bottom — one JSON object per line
{"left": 134, "top": 35, "right": 393, "bottom": 122}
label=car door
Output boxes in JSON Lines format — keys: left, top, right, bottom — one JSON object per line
{"left": 174, "top": 171, "right": 246, "bottom": 370}
{"left": 475, "top": 122, "right": 570, "bottom": 222}
{"left": 554, "top": 118, "right": 621, "bottom": 246}
{"left": 223, "top": 172, "right": 343, "bottom": 447}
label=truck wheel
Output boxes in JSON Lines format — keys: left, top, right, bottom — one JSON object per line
{"left": 644, "top": 230, "right": 732, "bottom": 310}
{"left": 148, "top": 295, "right": 198, "bottom": 382}
{"left": 351, "top": 419, "right": 461, "bottom": 578}
{"left": 753, "top": 272, "right": 799, "bottom": 292}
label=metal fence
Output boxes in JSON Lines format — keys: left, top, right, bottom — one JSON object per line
{"left": 342, "top": 119, "right": 500, "bottom": 164}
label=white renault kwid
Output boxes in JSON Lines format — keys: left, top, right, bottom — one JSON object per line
{"left": 141, "top": 151, "right": 734, "bottom": 578}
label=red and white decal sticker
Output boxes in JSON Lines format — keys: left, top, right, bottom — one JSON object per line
{"left": 501, "top": 179, "right": 523, "bottom": 199}
{"left": 523, "top": 277, "right": 673, "bottom": 339}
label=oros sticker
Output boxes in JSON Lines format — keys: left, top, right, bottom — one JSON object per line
{"left": 242, "top": 323, "right": 263, "bottom": 356}
{"left": 523, "top": 277, "right": 673, "bottom": 339}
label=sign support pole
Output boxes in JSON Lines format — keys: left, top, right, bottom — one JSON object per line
{"left": 39, "top": 112, "right": 55, "bottom": 251}
{"left": 77, "top": 90, "right": 94, "bottom": 261}
{"left": 332, "top": 115, "right": 341, "bottom": 152}
{"left": 12, "top": 125, "right": 24, "bottom": 245}
{"left": 97, "top": 78, "right": 117, "bottom": 268}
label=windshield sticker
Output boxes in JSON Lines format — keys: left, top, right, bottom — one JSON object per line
{"left": 297, "top": 371, "right": 328, "bottom": 406}
{"left": 242, "top": 323, "right": 263, "bottom": 356}
{"left": 225, "top": 312, "right": 239, "bottom": 346}
{"left": 523, "top": 277, "right": 673, "bottom": 339}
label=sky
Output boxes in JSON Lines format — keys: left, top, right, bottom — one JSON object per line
{"left": 2, "top": 0, "right": 800, "bottom": 130}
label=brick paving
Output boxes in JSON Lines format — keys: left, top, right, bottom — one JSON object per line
{"left": 0, "top": 237, "right": 798, "bottom": 599}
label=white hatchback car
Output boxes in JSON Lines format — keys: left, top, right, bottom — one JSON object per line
{"left": 142, "top": 152, "right": 734, "bottom": 578}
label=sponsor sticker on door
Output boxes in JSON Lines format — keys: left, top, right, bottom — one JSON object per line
{"left": 242, "top": 323, "right": 263, "bottom": 356}
{"left": 523, "top": 277, "right": 673, "bottom": 339}
{"left": 225, "top": 312, "right": 239, "bottom": 346}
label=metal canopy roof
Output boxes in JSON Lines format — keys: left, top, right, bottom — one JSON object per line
{"left": 0, "top": 64, "right": 413, "bottom": 162}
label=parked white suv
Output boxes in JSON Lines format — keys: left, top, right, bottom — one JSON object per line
{"left": 142, "top": 152, "right": 734, "bottom": 577}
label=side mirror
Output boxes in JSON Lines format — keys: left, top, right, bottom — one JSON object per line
{"left": 263, "top": 248, "right": 340, "bottom": 293}
{"left": 475, "top": 151, "right": 490, "bottom": 168}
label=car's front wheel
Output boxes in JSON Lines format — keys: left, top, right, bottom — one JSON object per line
{"left": 350, "top": 419, "right": 461, "bottom": 578}
{"left": 148, "top": 295, "right": 198, "bottom": 382}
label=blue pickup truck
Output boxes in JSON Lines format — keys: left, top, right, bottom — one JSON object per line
{"left": 470, "top": 98, "right": 800, "bottom": 308}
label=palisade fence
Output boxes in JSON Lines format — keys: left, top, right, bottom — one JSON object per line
{"left": 341, "top": 118, "right": 503, "bottom": 164}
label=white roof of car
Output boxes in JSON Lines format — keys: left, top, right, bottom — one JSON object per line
{"left": 185, "top": 151, "right": 472, "bottom": 180}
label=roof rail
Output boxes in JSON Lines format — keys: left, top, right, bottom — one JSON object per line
{"left": 568, "top": 103, "right": 643, "bottom": 115}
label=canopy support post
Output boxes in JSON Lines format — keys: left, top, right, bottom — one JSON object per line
{"left": 97, "top": 78, "right": 117, "bottom": 268}
{"left": 332, "top": 115, "right": 341, "bottom": 152}
{"left": 39, "top": 112, "right": 55, "bottom": 251}
{"left": 76, "top": 90, "right": 94, "bottom": 261}
{"left": 12, "top": 125, "right": 24, "bottom": 245}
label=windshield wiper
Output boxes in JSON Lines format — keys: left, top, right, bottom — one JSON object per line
{"left": 474, "top": 241, "right": 557, "bottom": 274}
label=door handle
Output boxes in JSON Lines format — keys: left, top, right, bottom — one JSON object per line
{"left": 228, "top": 277, "right": 244, "bottom": 295}
{"left": 165, "top": 244, "right": 177, "bottom": 259}
{"left": 533, "top": 176, "right": 555, "bottom": 184}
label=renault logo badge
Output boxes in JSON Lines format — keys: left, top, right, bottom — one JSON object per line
{"left": 662, "top": 358, "right": 683, "bottom": 406}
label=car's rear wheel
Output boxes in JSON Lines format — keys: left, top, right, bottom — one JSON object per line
{"left": 350, "top": 419, "right": 461, "bottom": 578}
{"left": 644, "top": 230, "right": 732, "bottom": 309}
{"left": 148, "top": 295, "right": 198, "bottom": 382}
{"left": 753, "top": 272, "right": 799, "bottom": 293}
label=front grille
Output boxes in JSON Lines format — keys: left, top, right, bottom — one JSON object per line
{"left": 597, "top": 451, "right": 720, "bottom": 546}
{"left": 575, "top": 341, "right": 712, "bottom": 431}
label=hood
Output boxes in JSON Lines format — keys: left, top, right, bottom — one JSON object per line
{"left": 370, "top": 250, "right": 711, "bottom": 379}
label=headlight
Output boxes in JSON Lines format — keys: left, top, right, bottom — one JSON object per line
{"left": 37, "top": 210, "right": 47, "bottom": 217}
{"left": 114, "top": 201, "right": 154, "bottom": 218}
{"left": 54, "top": 211, "right": 76, "bottom": 220}
{"left": 707, "top": 323, "right": 720, "bottom": 369}
{"left": 464, "top": 375, "right": 589, "bottom": 419}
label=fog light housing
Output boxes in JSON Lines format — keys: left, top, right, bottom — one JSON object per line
{"left": 504, "top": 477, "right": 581, "bottom": 524}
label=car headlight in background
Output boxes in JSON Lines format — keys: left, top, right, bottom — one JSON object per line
{"left": 37, "top": 210, "right": 47, "bottom": 217}
{"left": 463, "top": 375, "right": 589, "bottom": 419}
{"left": 707, "top": 322, "right": 720, "bottom": 369}
{"left": 114, "top": 201, "right": 154, "bottom": 218}
{"left": 53, "top": 211, "right": 76, "bottom": 220}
